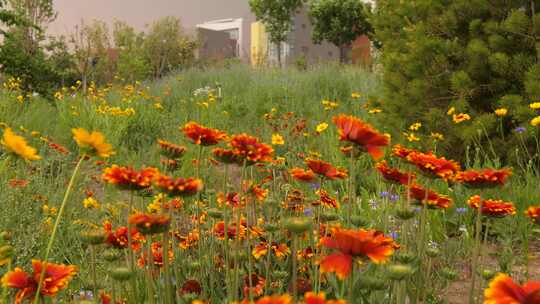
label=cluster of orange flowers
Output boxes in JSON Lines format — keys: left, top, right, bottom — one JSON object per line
{"left": 467, "top": 195, "right": 516, "bottom": 218}
{"left": 319, "top": 227, "right": 398, "bottom": 279}
{"left": 1, "top": 260, "right": 76, "bottom": 304}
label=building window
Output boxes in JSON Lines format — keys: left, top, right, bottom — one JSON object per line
{"left": 301, "top": 46, "right": 309, "bottom": 54}
{"left": 328, "top": 51, "right": 333, "bottom": 57}
{"left": 301, "top": 23, "right": 306, "bottom": 29}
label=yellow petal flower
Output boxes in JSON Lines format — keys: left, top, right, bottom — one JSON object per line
{"left": 494, "top": 108, "right": 507, "bottom": 117}
{"left": 529, "top": 102, "right": 540, "bottom": 110}
{"left": 72, "top": 128, "right": 115, "bottom": 158}
{"left": 531, "top": 116, "right": 540, "bottom": 127}
{"left": 1, "top": 128, "right": 41, "bottom": 161}
{"left": 316, "top": 122, "right": 329, "bottom": 133}
{"left": 271, "top": 134, "right": 285, "bottom": 145}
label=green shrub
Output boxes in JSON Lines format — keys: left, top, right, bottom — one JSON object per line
{"left": 371, "top": 0, "right": 540, "bottom": 164}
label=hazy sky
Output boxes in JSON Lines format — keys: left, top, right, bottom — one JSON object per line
{"left": 49, "top": 0, "right": 252, "bottom": 35}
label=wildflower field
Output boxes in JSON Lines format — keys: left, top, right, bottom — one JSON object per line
{"left": 0, "top": 64, "right": 539, "bottom": 304}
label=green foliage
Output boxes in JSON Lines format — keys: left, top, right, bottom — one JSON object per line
{"left": 249, "top": 0, "right": 304, "bottom": 65}
{"left": 371, "top": 0, "right": 540, "bottom": 163}
{"left": 142, "top": 16, "right": 197, "bottom": 78}
{"left": 309, "top": 0, "right": 372, "bottom": 61}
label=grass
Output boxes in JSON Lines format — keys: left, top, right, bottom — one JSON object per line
{"left": 0, "top": 63, "right": 539, "bottom": 304}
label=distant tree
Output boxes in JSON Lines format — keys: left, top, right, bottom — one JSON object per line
{"left": 309, "top": 0, "right": 372, "bottom": 62}
{"left": 142, "top": 16, "right": 196, "bottom": 78}
{"left": 45, "top": 35, "right": 77, "bottom": 86}
{"left": 8, "top": 0, "right": 56, "bottom": 53}
{"left": 70, "top": 20, "right": 112, "bottom": 90}
{"left": 113, "top": 20, "right": 150, "bottom": 82}
{"left": 249, "top": 0, "right": 304, "bottom": 66}
{"left": 0, "top": 0, "right": 26, "bottom": 36}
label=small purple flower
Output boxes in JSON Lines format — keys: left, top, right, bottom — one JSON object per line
{"left": 310, "top": 183, "right": 321, "bottom": 190}
{"left": 389, "top": 231, "right": 398, "bottom": 239}
{"left": 390, "top": 194, "right": 400, "bottom": 202}
{"left": 304, "top": 208, "right": 314, "bottom": 217}
{"left": 456, "top": 207, "right": 467, "bottom": 214}
{"left": 379, "top": 191, "right": 389, "bottom": 198}
{"left": 414, "top": 207, "right": 422, "bottom": 213}
{"left": 515, "top": 127, "right": 526, "bottom": 133}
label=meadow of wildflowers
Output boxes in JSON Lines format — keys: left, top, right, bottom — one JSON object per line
{"left": 0, "top": 64, "right": 539, "bottom": 304}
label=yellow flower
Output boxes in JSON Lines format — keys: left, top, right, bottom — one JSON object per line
{"left": 351, "top": 92, "right": 361, "bottom": 99}
{"left": 409, "top": 122, "right": 422, "bottom": 131}
{"left": 368, "top": 108, "right": 382, "bottom": 114}
{"left": 83, "top": 197, "right": 100, "bottom": 209}
{"left": 16, "top": 95, "right": 24, "bottom": 103}
{"left": 494, "top": 108, "right": 508, "bottom": 117}
{"left": 531, "top": 116, "right": 540, "bottom": 127}
{"left": 1, "top": 128, "right": 41, "bottom": 161}
{"left": 308, "top": 151, "right": 322, "bottom": 158}
{"left": 272, "top": 134, "right": 285, "bottom": 145}
{"left": 430, "top": 132, "right": 444, "bottom": 141}
{"left": 452, "top": 113, "right": 471, "bottom": 124}
{"left": 530, "top": 102, "right": 540, "bottom": 110}
{"left": 72, "top": 128, "right": 115, "bottom": 158}
{"left": 154, "top": 103, "right": 163, "bottom": 110}
{"left": 404, "top": 132, "right": 420, "bottom": 142}
{"left": 321, "top": 100, "right": 339, "bottom": 110}
{"left": 316, "top": 122, "right": 329, "bottom": 133}
{"left": 447, "top": 107, "right": 455, "bottom": 115}
{"left": 30, "top": 131, "right": 40, "bottom": 137}
{"left": 147, "top": 193, "right": 165, "bottom": 213}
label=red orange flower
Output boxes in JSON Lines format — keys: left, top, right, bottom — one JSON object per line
{"left": 484, "top": 273, "right": 540, "bottom": 304}
{"left": 157, "top": 139, "right": 187, "bottom": 158}
{"left": 290, "top": 168, "right": 316, "bottom": 182}
{"left": 217, "top": 192, "right": 244, "bottom": 208}
{"left": 230, "top": 133, "right": 274, "bottom": 163}
{"left": 48, "top": 142, "right": 70, "bottom": 155}
{"left": 212, "top": 148, "right": 242, "bottom": 164}
{"left": 305, "top": 159, "right": 348, "bottom": 180}
{"left": 375, "top": 160, "right": 416, "bottom": 185}
{"left": 128, "top": 213, "right": 171, "bottom": 235}
{"left": 103, "top": 221, "right": 144, "bottom": 250}
{"left": 316, "top": 189, "right": 339, "bottom": 208}
{"left": 154, "top": 175, "right": 203, "bottom": 197}
{"left": 332, "top": 114, "right": 390, "bottom": 160}
{"left": 102, "top": 165, "right": 159, "bottom": 190}
{"left": 392, "top": 144, "right": 415, "bottom": 159}
{"left": 8, "top": 178, "right": 29, "bottom": 188}
{"left": 1, "top": 260, "right": 76, "bottom": 304}
{"left": 407, "top": 184, "right": 452, "bottom": 209}
{"left": 213, "top": 221, "right": 247, "bottom": 240}
{"left": 320, "top": 227, "right": 398, "bottom": 279}
{"left": 137, "top": 241, "right": 173, "bottom": 268}
{"left": 526, "top": 206, "right": 540, "bottom": 224}
{"left": 454, "top": 168, "right": 512, "bottom": 188}
{"left": 405, "top": 151, "right": 460, "bottom": 180}
{"left": 467, "top": 195, "right": 516, "bottom": 217}
{"left": 244, "top": 274, "right": 266, "bottom": 297}
{"left": 255, "top": 294, "right": 292, "bottom": 304}
{"left": 180, "top": 279, "right": 202, "bottom": 295}
{"left": 175, "top": 229, "right": 199, "bottom": 250}
{"left": 182, "top": 122, "right": 227, "bottom": 146}
{"left": 304, "top": 292, "right": 347, "bottom": 304}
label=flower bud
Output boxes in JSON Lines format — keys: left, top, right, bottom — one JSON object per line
{"left": 320, "top": 213, "right": 340, "bottom": 222}
{"left": 207, "top": 208, "right": 223, "bottom": 219}
{"left": 0, "top": 245, "right": 14, "bottom": 260}
{"left": 102, "top": 249, "right": 122, "bottom": 262}
{"left": 426, "top": 248, "right": 440, "bottom": 258}
{"left": 283, "top": 217, "right": 311, "bottom": 234}
{"left": 109, "top": 267, "right": 133, "bottom": 281}
{"left": 441, "top": 268, "right": 458, "bottom": 281}
{"left": 262, "top": 223, "right": 279, "bottom": 233}
{"left": 396, "top": 209, "right": 416, "bottom": 220}
{"left": 350, "top": 215, "right": 368, "bottom": 227}
{"left": 80, "top": 230, "right": 107, "bottom": 245}
{"left": 356, "top": 276, "right": 386, "bottom": 291}
{"left": 395, "top": 252, "right": 417, "bottom": 264}
{"left": 386, "top": 264, "right": 414, "bottom": 281}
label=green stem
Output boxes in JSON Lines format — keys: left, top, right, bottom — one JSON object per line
{"left": 469, "top": 202, "right": 483, "bottom": 304}
{"left": 33, "top": 156, "right": 85, "bottom": 304}
{"left": 162, "top": 227, "right": 173, "bottom": 304}
{"left": 291, "top": 235, "right": 298, "bottom": 302}
{"left": 90, "top": 245, "right": 98, "bottom": 302}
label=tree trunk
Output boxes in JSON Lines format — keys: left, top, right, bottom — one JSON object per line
{"left": 339, "top": 46, "right": 348, "bottom": 64}
{"left": 277, "top": 42, "right": 282, "bottom": 67}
